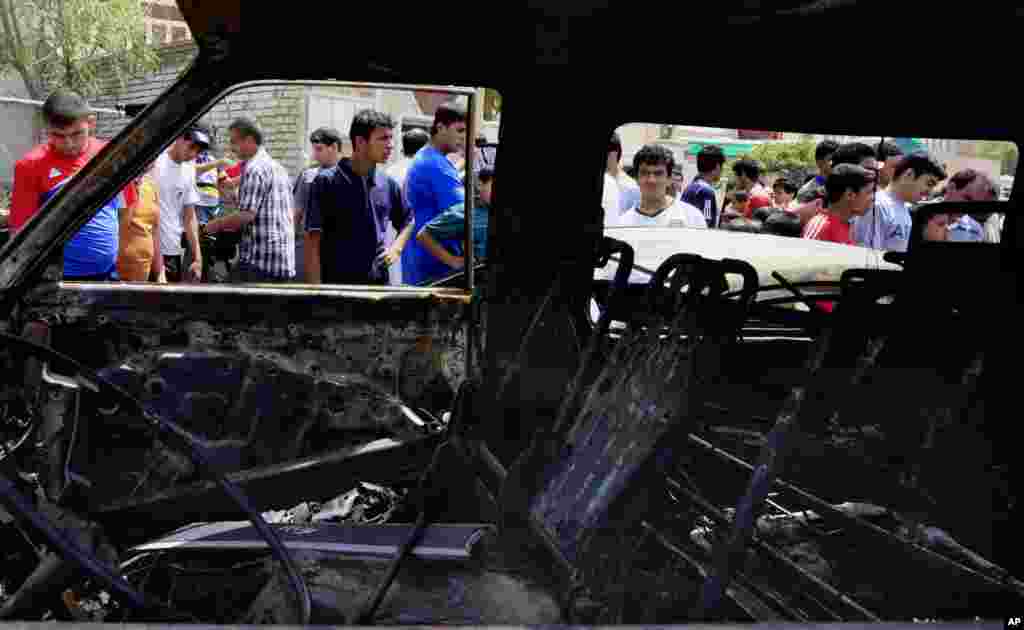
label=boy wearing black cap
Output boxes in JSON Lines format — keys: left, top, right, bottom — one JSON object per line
{"left": 153, "top": 125, "right": 210, "bottom": 282}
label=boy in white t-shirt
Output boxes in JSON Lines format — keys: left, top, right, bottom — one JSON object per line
{"left": 614, "top": 143, "right": 707, "bottom": 229}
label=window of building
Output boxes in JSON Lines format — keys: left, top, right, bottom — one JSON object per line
{"left": 152, "top": 24, "right": 167, "bottom": 45}
{"left": 172, "top": 26, "right": 188, "bottom": 42}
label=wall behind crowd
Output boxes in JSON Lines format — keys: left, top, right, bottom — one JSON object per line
{"left": 90, "top": 42, "right": 499, "bottom": 179}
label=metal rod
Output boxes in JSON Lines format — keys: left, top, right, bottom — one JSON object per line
{"left": 225, "top": 79, "right": 477, "bottom": 97}
{"left": 641, "top": 521, "right": 785, "bottom": 622}
{"left": 686, "top": 432, "right": 1024, "bottom": 597}
{"left": 463, "top": 90, "right": 478, "bottom": 383}
{"left": 692, "top": 325, "right": 833, "bottom": 619}
{"left": 826, "top": 335, "right": 887, "bottom": 430}
{"left": 464, "top": 90, "right": 477, "bottom": 295}
{"left": 0, "top": 96, "right": 125, "bottom": 116}
{"left": 772, "top": 271, "right": 828, "bottom": 314}
{"left": 667, "top": 478, "right": 878, "bottom": 621}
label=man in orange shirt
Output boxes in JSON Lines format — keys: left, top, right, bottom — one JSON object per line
{"left": 118, "top": 163, "right": 162, "bottom": 282}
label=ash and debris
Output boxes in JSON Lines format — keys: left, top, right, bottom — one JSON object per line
{"left": 261, "top": 482, "right": 407, "bottom": 526}
{"left": 62, "top": 586, "right": 118, "bottom": 622}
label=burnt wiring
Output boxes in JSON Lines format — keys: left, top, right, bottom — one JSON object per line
{"left": 0, "top": 332, "right": 311, "bottom": 624}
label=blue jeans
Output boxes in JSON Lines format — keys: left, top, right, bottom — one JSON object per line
{"left": 195, "top": 204, "right": 222, "bottom": 224}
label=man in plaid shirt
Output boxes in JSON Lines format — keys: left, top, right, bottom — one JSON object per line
{"left": 205, "top": 117, "right": 295, "bottom": 282}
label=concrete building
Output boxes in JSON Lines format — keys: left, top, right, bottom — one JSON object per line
{"left": 91, "top": 42, "right": 497, "bottom": 178}
{"left": 143, "top": 0, "right": 192, "bottom": 46}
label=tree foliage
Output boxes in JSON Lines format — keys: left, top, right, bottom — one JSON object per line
{"left": 715, "top": 140, "right": 819, "bottom": 190}
{"left": 748, "top": 139, "right": 818, "bottom": 174}
{"left": 974, "top": 140, "right": 1018, "bottom": 175}
{"left": 0, "top": 0, "right": 159, "bottom": 100}
{"left": 483, "top": 87, "right": 501, "bottom": 121}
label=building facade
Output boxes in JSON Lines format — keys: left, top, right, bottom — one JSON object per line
{"left": 143, "top": 0, "right": 192, "bottom": 46}
{"left": 91, "top": 43, "right": 497, "bottom": 178}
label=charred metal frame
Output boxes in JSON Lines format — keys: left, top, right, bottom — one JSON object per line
{"left": 686, "top": 433, "right": 1024, "bottom": 599}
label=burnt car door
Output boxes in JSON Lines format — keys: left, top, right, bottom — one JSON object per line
{"left": 0, "top": 80, "right": 483, "bottom": 543}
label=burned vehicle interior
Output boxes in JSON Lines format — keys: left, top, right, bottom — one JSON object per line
{"left": 0, "top": 1, "right": 1021, "bottom": 625}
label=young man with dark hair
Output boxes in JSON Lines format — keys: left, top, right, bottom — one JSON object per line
{"left": 852, "top": 151, "right": 946, "bottom": 252}
{"left": 614, "top": 144, "right": 706, "bottom": 228}
{"left": 382, "top": 128, "right": 432, "bottom": 284}
{"left": 721, "top": 217, "right": 763, "bottom": 234}
{"left": 681, "top": 144, "right": 726, "bottom": 227}
{"left": 387, "top": 128, "right": 431, "bottom": 188}
{"left": 153, "top": 125, "right": 210, "bottom": 283}
{"left": 831, "top": 142, "right": 879, "bottom": 170}
{"left": 803, "top": 164, "right": 876, "bottom": 244}
{"left": 417, "top": 166, "right": 494, "bottom": 271}
{"left": 10, "top": 89, "right": 136, "bottom": 279}
{"left": 876, "top": 140, "right": 904, "bottom": 188}
{"left": 730, "top": 158, "right": 772, "bottom": 217}
{"left": 293, "top": 127, "right": 342, "bottom": 280}
{"left": 668, "top": 165, "right": 685, "bottom": 200}
{"left": 601, "top": 131, "right": 640, "bottom": 221}
{"left": 796, "top": 139, "right": 840, "bottom": 203}
{"left": 941, "top": 168, "right": 997, "bottom": 242}
{"left": 791, "top": 141, "right": 880, "bottom": 232}
{"left": 763, "top": 209, "right": 803, "bottom": 237}
{"left": 305, "top": 109, "right": 410, "bottom": 285}
{"left": 205, "top": 117, "right": 296, "bottom": 282}
{"left": 772, "top": 177, "right": 798, "bottom": 209}
{"left": 403, "top": 101, "right": 469, "bottom": 285}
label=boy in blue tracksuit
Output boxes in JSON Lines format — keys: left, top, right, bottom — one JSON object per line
{"left": 416, "top": 167, "right": 493, "bottom": 276}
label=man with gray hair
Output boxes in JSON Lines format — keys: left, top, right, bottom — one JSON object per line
{"left": 205, "top": 117, "right": 295, "bottom": 282}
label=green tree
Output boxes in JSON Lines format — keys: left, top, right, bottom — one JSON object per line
{"left": 483, "top": 87, "right": 501, "bottom": 121}
{"left": 974, "top": 140, "right": 1018, "bottom": 176}
{"left": 748, "top": 139, "right": 818, "bottom": 174}
{"left": 713, "top": 140, "right": 818, "bottom": 191}
{"left": 0, "top": 0, "right": 159, "bottom": 100}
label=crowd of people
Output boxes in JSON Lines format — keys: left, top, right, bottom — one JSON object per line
{"left": 8, "top": 89, "right": 493, "bottom": 286}
{"left": 602, "top": 133, "right": 1005, "bottom": 249}
{"left": 9, "top": 89, "right": 1004, "bottom": 289}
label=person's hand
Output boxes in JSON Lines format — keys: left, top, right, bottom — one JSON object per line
{"left": 448, "top": 256, "right": 465, "bottom": 270}
{"left": 377, "top": 246, "right": 402, "bottom": 267}
{"left": 187, "top": 260, "right": 203, "bottom": 283}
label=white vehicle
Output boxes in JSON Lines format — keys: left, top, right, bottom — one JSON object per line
{"left": 598, "top": 225, "right": 897, "bottom": 301}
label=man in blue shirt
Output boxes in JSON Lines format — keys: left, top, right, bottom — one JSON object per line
{"left": 416, "top": 166, "right": 493, "bottom": 273}
{"left": 681, "top": 144, "right": 726, "bottom": 227}
{"left": 305, "top": 110, "right": 411, "bottom": 284}
{"left": 402, "top": 101, "right": 467, "bottom": 285}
